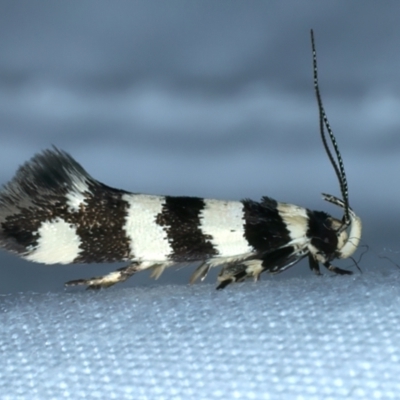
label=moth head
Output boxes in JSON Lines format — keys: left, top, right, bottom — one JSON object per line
{"left": 322, "top": 193, "right": 362, "bottom": 259}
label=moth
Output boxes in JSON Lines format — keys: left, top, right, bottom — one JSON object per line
{"left": 0, "top": 30, "right": 361, "bottom": 290}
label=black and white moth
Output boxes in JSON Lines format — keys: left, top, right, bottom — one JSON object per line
{"left": 0, "top": 31, "right": 362, "bottom": 290}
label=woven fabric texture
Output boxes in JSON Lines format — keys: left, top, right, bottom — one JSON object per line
{"left": 1, "top": 268, "right": 400, "bottom": 400}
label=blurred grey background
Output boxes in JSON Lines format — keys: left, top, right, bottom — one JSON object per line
{"left": 0, "top": 1, "right": 398, "bottom": 293}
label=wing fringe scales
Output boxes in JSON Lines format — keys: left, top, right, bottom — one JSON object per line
{"left": 0, "top": 147, "right": 94, "bottom": 214}
{"left": 0, "top": 147, "right": 101, "bottom": 255}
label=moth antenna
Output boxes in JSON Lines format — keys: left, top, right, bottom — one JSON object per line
{"left": 349, "top": 244, "right": 368, "bottom": 273}
{"left": 310, "top": 29, "right": 350, "bottom": 225}
{"left": 379, "top": 255, "right": 400, "bottom": 270}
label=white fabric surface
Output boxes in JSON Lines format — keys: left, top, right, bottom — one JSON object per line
{"left": 1, "top": 268, "right": 400, "bottom": 400}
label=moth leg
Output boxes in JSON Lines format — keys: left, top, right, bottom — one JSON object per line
{"left": 189, "top": 262, "right": 211, "bottom": 284}
{"left": 150, "top": 263, "right": 168, "bottom": 280}
{"left": 65, "top": 262, "right": 140, "bottom": 290}
{"left": 216, "top": 278, "right": 235, "bottom": 290}
{"left": 323, "top": 262, "right": 353, "bottom": 275}
{"left": 216, "top": 264, "right": 247, "bottom": 290}
{"left": 260, "top": 246, "right": 303, "bottom": 275}
{"left": 216, "top": 260, "right": 262, "bottom": 290}
{"left": 308, "top": 255, "right": 321, "bottom": 275}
